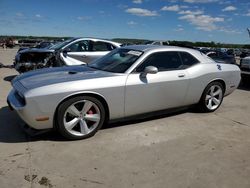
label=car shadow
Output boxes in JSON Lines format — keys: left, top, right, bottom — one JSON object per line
{"left": 0, "top": 63, "right": 14, "bottom": 69}
{"left": 0, "top": 105, "right": 194, "bottom": 143}
{"left": 3, "top": 75, "right": 17, "bottom": 82}
{"left": 103, "top": 107, "right": 190, "bottom": 129}
{"left": 237, "top": 81, "right": 250, "bottom": 91}
{"left": 0, "top": 106, "right": 66, "bottom": 143}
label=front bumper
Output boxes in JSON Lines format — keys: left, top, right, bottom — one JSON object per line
{"left": 7, "top": 89, "right": 53, "bottom": 130}
{"left": 7, "top": 89, "right": 25, "bottom": 111}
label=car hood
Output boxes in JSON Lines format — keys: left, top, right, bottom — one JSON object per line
{"left": 19, "top": 48, "right": 54, "bottom": 54}
{"left": 13, "top": 66, "right": 119, "bottom": 90}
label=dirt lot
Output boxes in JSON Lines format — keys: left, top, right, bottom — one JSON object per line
{"left": 0, "top": 48, "right": 250, "bottom": 188}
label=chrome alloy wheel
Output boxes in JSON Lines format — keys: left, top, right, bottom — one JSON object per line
{"left": 205, "top": 85, "right": 223, "bottom": 111}
{"left": 63, "top": 100, "right": 101, "bottom": 136}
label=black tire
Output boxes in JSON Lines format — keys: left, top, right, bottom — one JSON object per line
{"left": 198, "top": 81, "right": 224, "bottom": 112}
{"left": 57, "top": 96, "right": 106, "bottom": 140}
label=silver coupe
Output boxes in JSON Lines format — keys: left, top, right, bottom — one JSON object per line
{"left": 7, "top": 45, "right": 241, "bottom": 139}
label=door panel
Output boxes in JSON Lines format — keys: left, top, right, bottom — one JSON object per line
{"left": 66, "top": 51, "right": 108, "bottom": 64}
{"left": 125, "top": 70, "right": 189, "bottom": 117}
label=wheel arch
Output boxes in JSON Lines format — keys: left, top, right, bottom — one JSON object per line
{"left": 53, "top": 92, "right": 110, "bottom": 130}
{"left": 197, "top": 78, "right": 226, "bottom": 112}
{"left": 208, "top": 78, "right": 226, "bottom": 93}
{"left": 198, "top": 78, "right": 226, "bottom": 102}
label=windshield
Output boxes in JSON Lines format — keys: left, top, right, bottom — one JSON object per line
{"left": 89, "top": 48, "right": 143, "bottom": 73}
{"left": 49, "top": 38, "right": 76, "bottom": 50}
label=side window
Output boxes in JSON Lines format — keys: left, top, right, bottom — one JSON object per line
{"left": 110, "top": 44, "right": 117, "bottom": 50}
{"left": 67, "top": 40, "right": 89, "bottom": 52}
{"left": 92, "top": 42, "right": 112, "bottom": 51}
{"left": 179, "top": 52, "right": 199, "bottom": 68}
{"left": 136, "top": 51, "right": 182, "bottom": 72}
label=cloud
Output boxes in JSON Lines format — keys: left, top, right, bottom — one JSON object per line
{"left": 178, "top": 10, "right": 204, "bottom": 15}
{"left": 180, "top": 5, "right": 189, "bottom": 9}
{"left": 132, "top": 0, "right": 142, "bottom": 4}
{"left": 77, "top": 16, "right": 91, "bottom": 21}
{"left": 246, "top": 11, "right": 250, "bottom": 16}
{"left": 117, "top": 4, "right": 128, "bottom": 9}
{"left": 222, "top": 6, "right": 237, "bottom": 11}
{"left": 161, "top": 5, "right": 180, "bottom": 11}
{"left": 179, "top": 13, "right": 224, "bottom": 31}
{"left": 218, "top": 28, "right": 242, "bottom": 34}
{"left": 219, "top": 1, "right": 232, "bottom": 5}
{"left": 35, "top": 14, "right": 42, "bottom": 18}
{"left": 183, "top": 0, "right": 219, "bottom": 3}
{"left": 125, "top": 8, "right": 158, "bottom": 16}
{"left": 127, "top": 21, "right": 137, "bottom": 25}
{"left": 16, "top": 12, "right": 24, "bottom": 17}
{"left": 175, "top": 28, "right": 184, "bottom": 31}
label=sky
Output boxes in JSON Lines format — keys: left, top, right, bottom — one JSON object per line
{"left": 0, "top": 0, "right": 250, "bottom": 44}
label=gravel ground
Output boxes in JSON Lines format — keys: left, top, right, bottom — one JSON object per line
{"left": 0, "top": 48, "right": 250, "bottom": 188}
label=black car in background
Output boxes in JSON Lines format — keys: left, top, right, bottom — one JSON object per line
{"left": 206, "top": 51, "right": 236, "bottom": 64}
{"left": 199, "top": 49, "right": 236, "bottom": 65}
{"left": 17, "top": 41, "right": 55, "bottom": 52}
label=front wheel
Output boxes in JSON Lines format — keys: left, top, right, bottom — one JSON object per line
{"left": 57, "top": 96, "right": 105, "bottom": 140}
{"left": 198, "top": 82, "right": 224, "bottom": 112}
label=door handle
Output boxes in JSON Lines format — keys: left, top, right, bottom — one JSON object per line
{"left": 178, "top": 73, "right": 185, "bottom": 78}
{"left": 82, "top": 55, "right": 87, "bottom": 58}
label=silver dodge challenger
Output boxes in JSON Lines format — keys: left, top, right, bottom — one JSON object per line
{"left": 7, "top": 45, "right": 241, "bottom": 140}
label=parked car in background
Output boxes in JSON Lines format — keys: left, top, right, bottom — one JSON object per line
{"left": 240, "top": 56, "right": 250, "bottom": 82}
{"left": 144, "top": 40, "right": 169, "bottom": 45}
{"left": 205, "top": 50, "right": 236, "bottom": 64}
{"left": 14, "top": 38, "right": 121, "bottom": 73}
{"left": 18, "top": 41, "right": 55, "bottom": 52}
{"left": 227, "top": 48, "right": 242, "bottom": 57}
{"left": 17, "top": 41, "right": 55, "bottom": 53}
{"left": 8, "top": 45, "right": 241, "bottom": 140}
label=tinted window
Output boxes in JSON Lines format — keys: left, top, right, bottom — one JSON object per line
{"left": 136, "top": 51, "right": 182, "bottom": 72}
{"left": 92, "top": 42, "right": 113, "bottom": 51}
{"left": 68, "top": 40, "right": 89, "bottom": 52}
{"left": 179, "top": 52, "right": 199, "bottom": 67}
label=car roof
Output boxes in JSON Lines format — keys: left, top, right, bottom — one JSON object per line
{"left": 122, "top": 45, "right": 196, "bottom": 53}
{"left": 73, "top": 37, "right": 121, "bottom": 46}
{"left": 122, "top": 45, "right": 214, "bottom": 64}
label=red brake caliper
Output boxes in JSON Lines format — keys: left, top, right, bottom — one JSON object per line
{"left": 87, "top": 110, "right": 93, "bottom": 114}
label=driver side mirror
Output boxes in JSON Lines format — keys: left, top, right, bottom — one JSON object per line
{"left": 63, "top": 48, "right": 71, "bottom": 53}
{"left": 141, "top": 66, "right": 158, "bottom": 77}
{"left": 62, "top": 48, "right": 71, "bottom": 57}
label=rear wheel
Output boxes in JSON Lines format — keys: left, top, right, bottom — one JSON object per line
{"left": 198, "top": 82, "right": 224, "bottom": 112}
{"left": 57, "top": 96, "right": 105, "bottom": 140}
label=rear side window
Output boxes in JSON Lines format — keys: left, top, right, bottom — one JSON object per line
{"left": 136, "top": 51, "right": 182, "bottom": 72}
{"left": 92, "top": 42, "right": 115, "bottom": 51}
{"left": 179, "top": 52, "right": 199, "bottom": 68}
